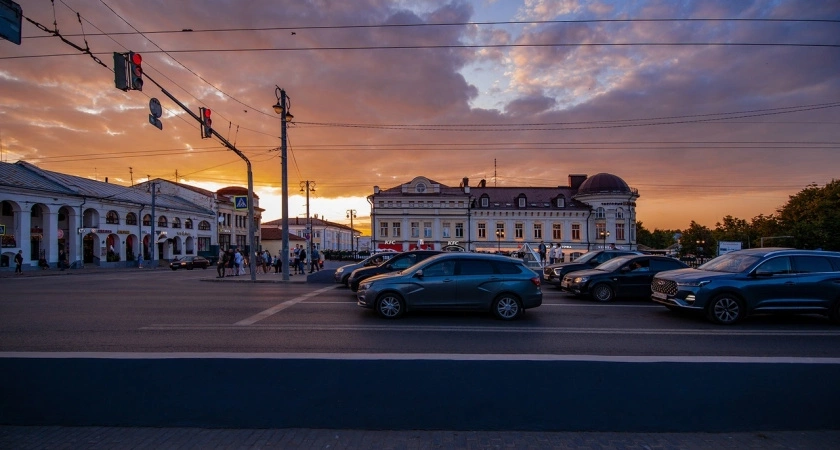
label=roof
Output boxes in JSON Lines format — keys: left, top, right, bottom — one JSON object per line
{"left": 259, "top": 228, "right": 307, "bottom": 241}
{"left": 576, "top": 173, "right": 632, "bottom": 195}
{"left": 0, "top": 161, "right": 214, "bottom": 215}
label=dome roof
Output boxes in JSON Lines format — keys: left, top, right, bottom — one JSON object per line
{"left": 576, "top": 173, "right": 631, "bottom": 195}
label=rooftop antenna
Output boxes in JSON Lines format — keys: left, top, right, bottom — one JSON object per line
{"left": 494, "top": 158, "right": 497, "bottom": 187}
{"left": 129, "top": 167, "right": 134, "bottom": 186}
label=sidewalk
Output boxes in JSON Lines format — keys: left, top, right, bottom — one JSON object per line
{"left": 1, "top": 426, "right": 838, "bottom": 449}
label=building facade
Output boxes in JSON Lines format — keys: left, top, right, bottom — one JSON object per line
{"left": 1, "top": 161, "right": 258, "bottom": 269}
{"left": 262, "top": 215, "right": 359, "bottom": 253}
{"left": 368, "top": 173, "right": 639, "bottom": 261}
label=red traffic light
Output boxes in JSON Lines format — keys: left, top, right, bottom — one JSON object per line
{"left": 131, "top": 53, "right": 142, "bottom": 65}
{"left": 203, "top": 108, "right": 212, "bottom": 118}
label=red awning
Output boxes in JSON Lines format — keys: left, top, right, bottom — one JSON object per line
{"left": 408, "top": 244, "right": 432, "bottom": 251}
{"left": 378, "top": 243, "right": 403, "bottom": 251}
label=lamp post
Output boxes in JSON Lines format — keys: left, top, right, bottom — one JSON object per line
{"left": 495, "top": 229, "right": 502, "bottom": 253}
{"left": 696, "top": 240, "right": 705, "bottom": 259}
{"left": 273, "top": 87, "right": 293, "bottom": 281}
{"left": 600, "top": 230, "right": 610, "bottom": 249}
{"left": 346, "top": 209, "right": 357, "bottom": 260}
{"left": 300, "top": 181, "right": 316, "bottom": 272}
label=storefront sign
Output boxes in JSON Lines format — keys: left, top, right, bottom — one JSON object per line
{"left": 176, "top": 231, "right": 191, "bottom": 236}
{"left": 92, "top": 229, "right": 114, "bottom": 234}
{"left": 117, "top": 230, "right": 131, "bottom": 234}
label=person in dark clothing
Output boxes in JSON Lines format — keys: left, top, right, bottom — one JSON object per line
{"left": 14, "top": 250, "right": 24, "bottom": 274}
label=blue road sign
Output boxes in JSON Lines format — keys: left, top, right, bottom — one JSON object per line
{"left": 234, "top": 195, "right": 248, "bottom": 210}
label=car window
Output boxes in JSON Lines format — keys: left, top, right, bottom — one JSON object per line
{"left": 699, "top": 253, "right": 762, "bottom": 273}
{"left": 755, "top": 256, "right": 792, "bottom": 275}
{"left": 458, "top": 259, "right": 495, "bottom": 275}
{"left": 792, "top": 256, "right": 834, "bottom": 274}
{"left": 629, "top": 259, "right": 650, "bottom": 272}
{"left": 423, "top": 260, "right": 455, "bottom": 277}
{"left": 594, "top": 253, "right": 613, "bottom": 264}
{"left": 651, "top": 259, "right": 684, "bottom": 271}
{"left": 390, "top": 254, "right": 418, "bottom": 269}
{"left": 495, "top": 261, "right": 522, "bottom": 274}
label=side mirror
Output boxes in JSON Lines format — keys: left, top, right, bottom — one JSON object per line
{"left": 414, "top": 270, "right": 424, "bottom": 278}
{"left": 753, "top": 270, "right": 773, "bottom": 277}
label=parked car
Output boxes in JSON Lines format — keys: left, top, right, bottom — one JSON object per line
{"left": 543, "top": 250, "right": 642, "bottom": 287}
{"left": 561, "top": 255, "right": 688, "bottom": 302}
{"left": 650, "top": 248, "right": 840, "bottom": 324}
{"left": 348, "top": 250, "right": 442, "bottom": 292}
{"left": 334, "top": 252, "right": 395, "bottom": 286}
{"left": 357, "top": 252, "right": 542, "bottom": 320}
{"left": 169, "top": 256, "right": 210, "bottom": 271}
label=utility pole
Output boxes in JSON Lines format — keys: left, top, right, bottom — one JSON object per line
{"left": 300, "top": 181, "right": 316, "bottom": 272}
{"left": 346, "top": 209, "right": 357, "bottom": 259}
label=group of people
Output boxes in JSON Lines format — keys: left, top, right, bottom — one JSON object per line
{"left": 538, "top": 241, "right": 566, "bottom": 266}
{"left": 214, "top": 246, "right": 324, "bottom": 278}
{"left": 13, "top": 248, "right": 70, "bottom": 274}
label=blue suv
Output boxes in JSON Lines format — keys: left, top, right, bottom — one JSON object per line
{"left": 651, "top": 248, "right": 840, "bottom": 324}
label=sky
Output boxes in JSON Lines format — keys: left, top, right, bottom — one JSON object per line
{"left": 1, "top": 0, "right": 838, "bottom": 235}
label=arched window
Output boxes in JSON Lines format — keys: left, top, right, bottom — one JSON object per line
{"left": 171, "top": 217, "right": 181, "bottom": 229}
{"left": 126, "top": 212, "right": 137, "bottom": 225}
{"left": 142, "top": 214, "right": 152, "bottom": 226}
{"left": 595, "top": 207, "right": 606, "bottom": 219}
{"left": 157, "top": 216, "right": 168, "bottom": 228}
{"left": 106, "top": 210, "right": 119, "bottom": 224}
{"left": 184, "top": 218, "right": 193, "bottom": 229}
{"left": 616, "top": 208, "right": 625, "bottom": 220}
{"left": 198, "top": 220, "right": 211, "bottom": 231}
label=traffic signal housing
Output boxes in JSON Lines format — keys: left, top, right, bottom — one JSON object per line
{"left": 128, "top": 52, "right": 143, "bottom": 91}
{"left": 199, "top": 107, "right": 212, "bottom": 138}
{"left": 113, "top": 52, "right": 129, "bottom": 91}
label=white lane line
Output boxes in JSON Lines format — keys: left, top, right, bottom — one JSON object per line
{"left": 3, "top": 352, "right": 840, "bottom": 364}
{"left": 234, "top": 285, "right": 340, "bottom": 325}
{"left": 142, "top": 323, "right": 840, "bottom": 337}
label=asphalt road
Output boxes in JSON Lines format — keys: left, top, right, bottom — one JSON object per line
{"left": 2, "top": 267, "right": 840, "bottom": 357}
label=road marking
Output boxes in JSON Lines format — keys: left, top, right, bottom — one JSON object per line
{"left": 234, "top": 285, "right": 340, "bottom": 325}
{"left": 142, "top": 323, "right": 840, "bottom": 337}
{"left": 3, "top": 351, "right": 839, "bottom": 364}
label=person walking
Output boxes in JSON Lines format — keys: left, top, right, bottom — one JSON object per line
{"left": 234, "top": 249, "right": 243, "bottom": 276}
{"left": 217, "top": 248, "right": 226, "bottom": 278}
{"left": 58, "top": 248, "right": 68, "bottom": 271}
{"left": 538, "top": 241, "right": 547, "bottom": 267}
{"left": 309, "top": 248, "right": 319, "bottom": 273}
{"left": 298, "top": 247, "right": 307, "bottom": 274}
{"left": 226, "top": 249, "right": 235, "bottom": 276}
{"left": 14, "top": 250, "right": 24, "bottom": 274}
{"left": 292, "top": 246, "right": 300, "bottom": 275}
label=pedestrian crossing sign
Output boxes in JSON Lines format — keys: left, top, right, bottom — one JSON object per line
{"left": 233, "top": 195, "right": 248, "bottom": 210}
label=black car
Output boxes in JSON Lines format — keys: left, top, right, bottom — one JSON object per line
{"left": 347, "top": 250, "right": 442, "bottom": 292}
{"left": 561, "top": 255, "right": 688, "bottom": 302}
{"left": 169, "top": 256, "right": 211, "bottom": 271}
{"left": 543, "top": 250, "right": 641, "bottom": 287}
{"left": 651, "top": 248, "right": 840, "bottom": 324}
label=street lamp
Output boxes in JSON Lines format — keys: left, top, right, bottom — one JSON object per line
{"left": 273, "top": 86, "right": 293, "bottom": 281}
{"left": 495, "top": 229, "right": 502, "bottom": 253}
{"left": 600, "top": 230, "right": 610, "bottom": 249}
{"left": 346, "top": 209, "right": 357, "bottom": 260}
{"left": 696, "top": 240, "right": 705, "bottom": 258}
{"left": 300, "top": 180, "right": 316, "bottom": 272}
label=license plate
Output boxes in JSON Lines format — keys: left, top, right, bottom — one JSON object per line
{"left": 652, "top": 291, "right": 668, "bottom": 300}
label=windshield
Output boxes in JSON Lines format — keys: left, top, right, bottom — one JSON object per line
{"left": 594, "top": 258, "right": 628, "bottom": 272}
{"left": 698, "top": 253, "right": 762, "bottom": 273}
{"left": 574, "top": 252, "right": 599, "bottom": 263}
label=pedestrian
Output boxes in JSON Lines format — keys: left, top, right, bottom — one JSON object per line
{"left": 549, "top": 244, "right": 557, "bottom": 265}
{"left": 234, "top": 249, "right": 245, "bottom": 276}
{"left": 274, "top": 253, "right": 282, "bottom": 274}
{"left": 14, "top": 250, "right": 23, "bottom": 274}
{"left": 226, "top": 249, "right": 235, "bottom": 276}
{"left": 538, "top": 241, "right": 547, "bottom": 267}
{"left": 58, "top": 248, "right": 67, "bottom": 271}
{"left": 309, "top": 248, "right": 319, "bottom": 273}
{"left": 553, "top": 245, "right": 563, "bottom": 264}
{"left": 263, "top": 250, "right": 271, "bottom": 274}
{"left": 217, "top": 248, "right": 226, "bottom": 278}
{"left": 292, "top": 246, "right": 300, "bottom": 274}
{"left": 138, "top": 250, "right": 144, "bottom": 269}
{"left": 298, "top": 247, "right": 307, "bottom": 274}
{"left": 319, "top": 250, "right": 325, "bottom": 270}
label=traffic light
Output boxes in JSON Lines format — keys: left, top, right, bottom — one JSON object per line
{"left": 113, "top": 52, "right": 129, "bottom": 91}
{"left": 199, "top": 107, "right": 212, "bottom": 138}
{"left": 128, "top": 52, "right": 143, "bottom": 91}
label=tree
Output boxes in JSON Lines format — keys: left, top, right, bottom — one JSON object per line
{"left": 679, "top": 221, "right": 714, "bottom": 257}
{"left": 776, "top": 180, "right": 840, "bottom": 250}
{"left": 713, "top": 215, "right": 753, "bottom": 249}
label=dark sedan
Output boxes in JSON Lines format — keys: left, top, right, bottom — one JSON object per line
{"left": 561, "top": 255, "right": 688, "bottom": 302}
{"left": 543, "top": 250, "right": 641, "bottom": 287}
{"left": 347, "top": 250, "right": 442, "bottom": 291}
{"left": 169, "top": 256, "right": 211, "bottom": 271}
{"left": 357, "top": 252, "right": 542, "bottom": 320}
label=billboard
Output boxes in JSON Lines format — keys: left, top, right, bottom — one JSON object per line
{"left": 718, "top": 241, "right": 742, "bottom": 256}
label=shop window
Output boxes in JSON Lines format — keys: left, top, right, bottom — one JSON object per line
{"left": 126, "top": 213, "right": 137, "bottom": 225}
{"left": 142, "top": 214, "right": 152, "bottom": 226}
{"left": 106, "top": 210, "right": 119, "bottom": 224}
{"left": 157, "top": 216, "right": 168, "bottom": 228}
{"left": 199, "top": 220, "right": 211, "bottom": 231}
{"left": 171, "top": 217, "right": 181, "bottom": 229}
{"left": 184, "top": 219, "right": 193, "bottom": 229}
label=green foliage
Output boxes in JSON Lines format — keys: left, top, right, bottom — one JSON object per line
{"left": 641, "top": 179, "right": 839, "bottom": 252}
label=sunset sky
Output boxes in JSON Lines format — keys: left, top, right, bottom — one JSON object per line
{"left": 1, "top": 0, "right": 838, "bottom": 235}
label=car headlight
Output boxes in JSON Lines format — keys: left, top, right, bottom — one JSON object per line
{"left": 359, "top": 282, "right": 372, "bottom": 291}
{"left": 336, "top": 268, "right": 344, "bottom": 274}
{"left": 677, "top": 280, "right": 711, "bottom": 287}
{"left": 573, "top": 276, "right": 589, "bottom": 283}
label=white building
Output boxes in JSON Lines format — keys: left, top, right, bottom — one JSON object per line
{"left": 262, "top": 215, "right": 359, "bottom": 253}
{"left": 368, "top": 173, "right": 639, "bottom": 261}
{"left": 0, "top": 161, "right": 255, "bottom": 270}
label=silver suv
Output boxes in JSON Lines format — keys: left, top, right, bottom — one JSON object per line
{"left": 651, "top": 248, "right": 840, "bottom": 324}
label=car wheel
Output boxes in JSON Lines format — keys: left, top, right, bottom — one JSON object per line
{"left": 665, "top": 305, "right": 680, "bottom": 312}
{"left": 376, "top": 293, "right": 404, "bottom": 319}
{"left": 170, "top": 267, "right": 177, "bottom": 271}
{"left": 187, "top": 266, "right": 194, "bottom": 270}
{"left": 591, "top": 283, "right": 614, "bottom": 302}
{"left": 492, "top": 294, "right": 522, "bottom": 320}
{"left": 706, "top": 294, "right": 744, "bottom": 325}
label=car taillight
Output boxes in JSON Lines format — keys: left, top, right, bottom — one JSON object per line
{"left": 530, "top": 277, "right": 541, "bottom": 287}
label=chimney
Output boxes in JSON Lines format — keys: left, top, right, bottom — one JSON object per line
{"left": 478, "top": 179, "right": 486, "bottom": 188}
{"left": 569, "top": 174, "right": 587, "bottom": 189}
{"left": 105, "top": 177, "right": 109, "bottom": 183}
{"left": 461, "top": 177, "right": 469, "bottom": 187}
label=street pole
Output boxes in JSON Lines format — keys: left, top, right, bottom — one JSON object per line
{"left": 301, "top": 181, "right": 316, "bottom": 272}
{"left": 274, "top": 87, "right": 292, "bottom": 281}
{"left": 346, "top": 209, "right": 356, "bottom": 260}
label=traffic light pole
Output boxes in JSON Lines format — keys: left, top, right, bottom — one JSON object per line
{"left": 142, "top": 72, "right": 258, "bottom": 282}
